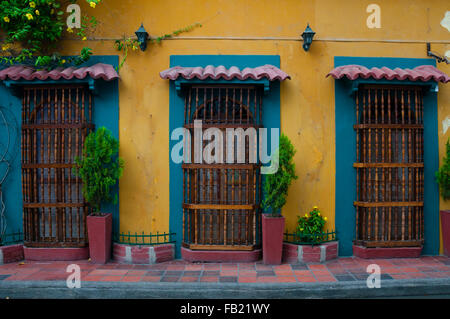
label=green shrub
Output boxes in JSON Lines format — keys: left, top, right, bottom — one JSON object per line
{"left": 295, "top": 206, "right": 327, "bottom": 243}
{"left": 73, "top": 127, "right": 124, "bottom": 215}
{"left": 261, "top": 134, "right": 297, "bottom": 216}
{"left": 436, "top": 139, "right": 450, "bottom": 200}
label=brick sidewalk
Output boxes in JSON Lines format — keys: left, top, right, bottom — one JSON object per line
{"left": 0, "top": 256, "right": 449, "bottom": 284}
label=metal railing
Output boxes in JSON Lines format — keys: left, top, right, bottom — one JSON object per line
{"left": 284, "top": 230, "right": 337, "bottom": 246}
{"left": 113, "top": 231, "right": 176, "bottom": 246}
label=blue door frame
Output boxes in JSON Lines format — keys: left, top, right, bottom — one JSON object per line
{"left": 168, "top": 55, "right": 282, "bottom": 258}
{"left": 334, "top": 56, "right": 440, "bottom": 256}
{"left": 0, "top": 55, "right": 120, "bottom": 238}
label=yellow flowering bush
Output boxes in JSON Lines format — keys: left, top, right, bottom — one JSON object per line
{"left": 296, "top": 206, "right": 327, "bottom": 242}
{"left": 0, "top": 0, "right": 101, "bottom": 68}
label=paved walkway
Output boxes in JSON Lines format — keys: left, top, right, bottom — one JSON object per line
{"left": 1, "top": 256, "right": 450, "bottom": 283}
{"left": 1, "top": 256, "right": 450, "bottom": 298}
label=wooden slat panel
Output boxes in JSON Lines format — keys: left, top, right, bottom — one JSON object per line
{"left": 183, "top": 204, "right": 259, "bottom": 211}
{"left": 353, "top": 163, "right": 423, "bottom": 168}
{"left": 22, "top": 123, "right": 95, "bottom": 129}
{"left": 355, "top": 240, "right": 423, "bottom": 248}
{"left": 189, "top": 244, "right": 255, "bottom": 251}
{"left": 24, "top": 203, "right": 86, "bottom": 208}
{"left": 354, "top": 86, "right": 424, "bottom": 247}
{"left": 182, "top": 85, "right": 262, "bottom": 250}
{"left": 22, "top": 85, "right": 92, "bottom": 247}
{"left": 354, "top": 201, "right": 423, "bottom": 207}
{"left": 182, "top": 163, "right": 260, "bottom": 169}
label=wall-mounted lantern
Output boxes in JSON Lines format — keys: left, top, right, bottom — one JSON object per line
{"left": 135, "top": 23, "right": 149, "bottom": 51}
{"left": 301, "top": 23, "right": 315, "bottom": 52}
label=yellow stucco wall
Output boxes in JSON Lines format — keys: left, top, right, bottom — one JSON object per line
{"left": 60, "top": 0, "right": 450, "bottom": 252}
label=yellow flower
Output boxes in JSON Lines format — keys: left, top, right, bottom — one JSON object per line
{"left": 61, "top": 59, "right": 66, "bottom": 64}
{"left": 324, "top": 217, "right": 328, "bottom": 221}
{"left": 82, "top": 36, "right": 87, "bottom": 41}
{"left": 50, "top": 9, "right": 54, "bottom": 14}
{"left": 3, "top": 17, "right": 10, "bottom": 23}
{"left": 67, "top": 27, "right": 73, "bottom": 33}
{"left": 90, "top": 1, "right": 96, "bottom": 8}
{"left": 318, "top": 212, "right": 321, "bottom": 216}
{"left": 29, "top": 2, "right": 36, "bottom": 8}
{"left": 35, "top": 10, "right": 40, "bottom": 16}
{"left": 300, "top": 228, "right": 304, "bottom": 231}
{"left": 304, "top": 213, "right": 308, "bottom": 218}
{"left": 25, "top": 13, "right": 33, "bottom": 20}
{"left": 313, "top": 206, "right": 318, "bottom": 210}
{"left": 2, "top": 45, "right": 9, "bottom": 51}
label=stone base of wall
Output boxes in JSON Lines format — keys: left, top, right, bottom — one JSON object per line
{"left": 181, "top": 247, "right": 262, "bottom": 263}
{"left": 113, "top": 243, "right": 175, "bottom": 264}
{"left": 353, "top": 245, "right": 423, "bottom": 259}
{"left": 283, "top": 241, "right": 339, "bottom": 263}
{"left": 0, "top": 244, "right": 24, "bottom": 264}
{"left": 24, "top": 247, "right": 89, "bottom": 261}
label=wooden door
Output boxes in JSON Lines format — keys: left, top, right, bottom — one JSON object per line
{"left": 182, "top": 85, "right": 263, "bottom": 250}
{"left": 354, "top": 85, "right": 424, "bottom": 247}
{"left": 22, "top": 86, "right": 94, "bottom": 247}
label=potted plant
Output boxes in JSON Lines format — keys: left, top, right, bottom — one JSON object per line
{"left": 73, "top": 127, "right": 124, "bottom": 263}
{"left": 436, "top": 139, "right": 450, "bottom": 257}
{"left": 261, "top": 134, "right": 297, "bottom": 264}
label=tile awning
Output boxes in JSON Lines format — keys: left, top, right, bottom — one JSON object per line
{"left": 327, "top": 64, "right": 450, "bottom": 83}
{"left": 160, "top": 64, "right": 291, "bottom": 81}
{"left": 0, "top": 63, "right": 119, "bottom": 82}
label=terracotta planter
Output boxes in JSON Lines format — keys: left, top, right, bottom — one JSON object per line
{"left": 262, "top": 214, "right": 285, "bottom": 265}
{"left": 87, "top": 213, "right": 112, "bottom": 264}
{"left": 441, "top": 210, "right": 450, "bottom": 257}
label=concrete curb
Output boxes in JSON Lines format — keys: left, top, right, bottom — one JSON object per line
{"left": 1, "top": 278, "right": 450, "bottom": 299}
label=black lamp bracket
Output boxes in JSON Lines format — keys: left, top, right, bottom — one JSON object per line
{"left": 427, "top": 43, "right": 449, "bottom": 64}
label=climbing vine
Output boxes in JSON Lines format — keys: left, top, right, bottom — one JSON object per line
{"left": 114, "top": 22, "right": 202, "bottom": 71}
{"left": 154, "top": 23, "right": 202, "bottom": 43}
{"left": 0, "top": 0, "right": 100, "bottom": 68}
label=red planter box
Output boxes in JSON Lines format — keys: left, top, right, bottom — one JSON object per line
{"left": 282, "top": 242, "right": 339, "bottom": 263}
{"left": 353, "top": 245, "right": 422, "bottom": 258}
{"left": 441, "top": 210, "right": 450, "bottom": 257}
{"left": 113, "top": 243, "right": 175, "bottom": 264}
{"left": 262, "top": 214, "right": 285, "bottom": 265}
{"left": 0, "top": 244, "right": 24, "bottom": 264}
{"left": 87, "top": 213, "right": 112, "bottom": 264}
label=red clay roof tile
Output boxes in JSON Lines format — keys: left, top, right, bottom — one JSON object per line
{"left": 160, "top": 64, "right": 291, "bottom": 81}
{"left": 327, "top": 64, "right": 449, "bottom": 83}
{"left": 0, "top": 63, "right": 119, "bottom": 81}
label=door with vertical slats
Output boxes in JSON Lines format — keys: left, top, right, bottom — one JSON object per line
{"left": 354, "top": 85, "right": 424, "bottom": 247}
{"left": 22, "top": 85, "right": 94, "bottom": 247}
{"left": 182, "top": 85, "right": 262, "bottom": 250}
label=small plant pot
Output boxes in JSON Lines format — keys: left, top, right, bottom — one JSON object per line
{"left": 441, "top": 210, "right": 450, "bottom": 257}
{"left": 262, "top": 214, "right": 285, "bottom": 265}
{"left": 87, "top": 213, "right": 112, "bottom": 264}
